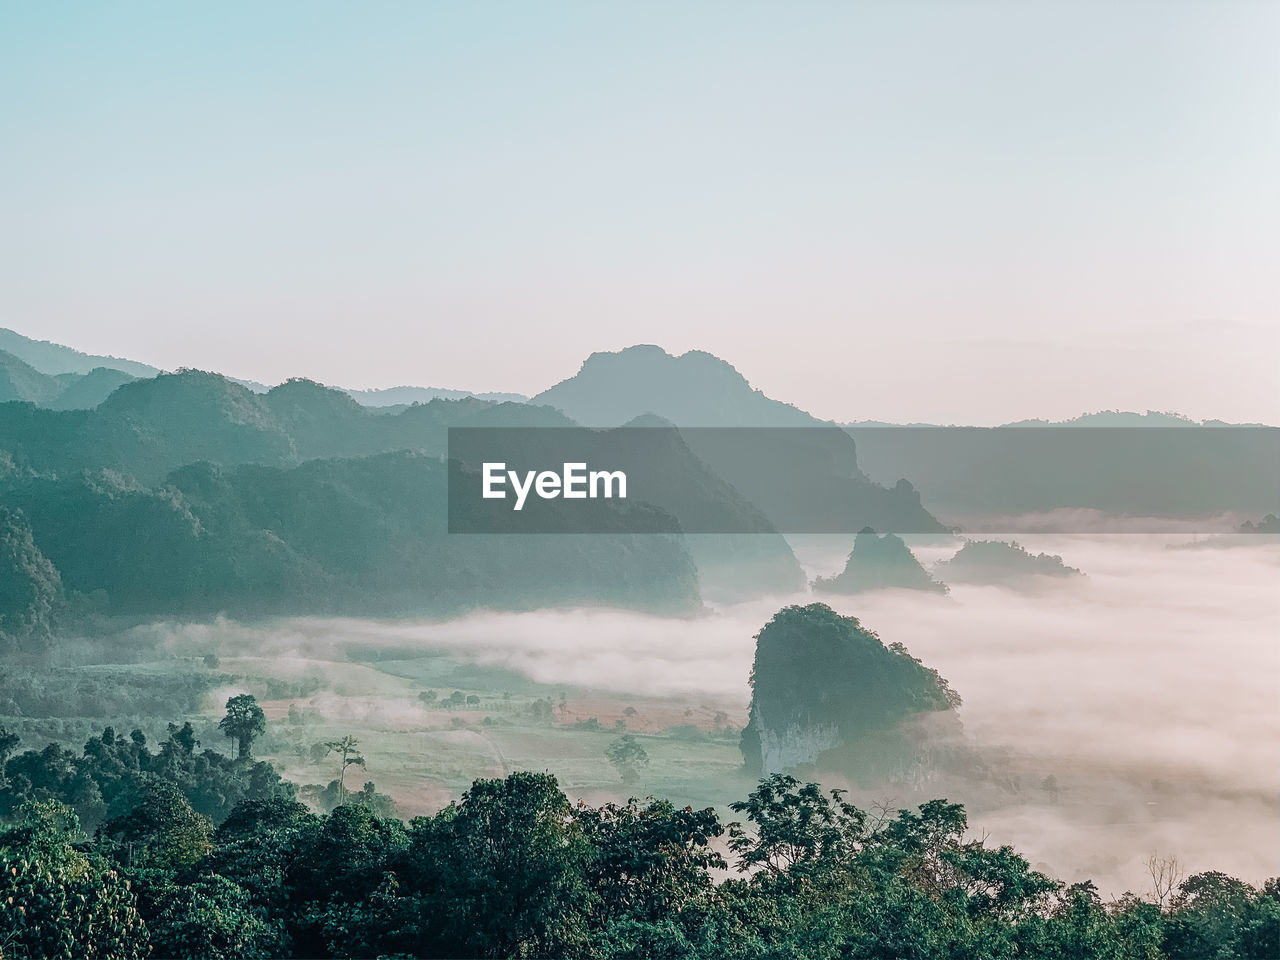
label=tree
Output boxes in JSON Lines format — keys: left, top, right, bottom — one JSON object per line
{"left": 219, "top": 694, "right": 266, "bottom": 761}
{"left": 103, "top": 777, "right": 213, "bottom": 870}
{"left": 1163, "top": 871, "right": 1259, "bottom": 959}
{"left": 147, "top": 872, "right": 280, "bottom": 960}
{"left": 606, "top": 734, "right": 650, "bottom": 784}
{"left": 0, "top": 800, "right": 150, "bottom": 960}
{"left": 727, "top": 774, "right": 868, "bottom": 876}
{"left": 1146, "top": 852, "right": 1184, "bottom": 911}
{"left": 577, "top": 796, "right": 725, "bottom": 927}
{"left": 0, "top": 723, "right": 18, "bottom": 787}
{"left": 0, "top": 506, "right": 63, "bottom": 656}
{"left": 425, "top": 772, "right": 592, "bottom": 958}
{"left": 166, "top": 720, "right": 199, "bottom": 755}
{"left": 323, "top": 735, "right": 365, "bottom": 805}
{"left": 351, "top": 780, "right": 398, "bottom": 817}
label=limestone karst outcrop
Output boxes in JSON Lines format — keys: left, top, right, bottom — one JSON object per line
{"left": 740, "top": 603, "right": 960, "bottom": 778}
{"left": 934, "top": 539, "right": 1083, "bottom": 584}
{"left": 813, "top": 527, "right": 948, "bottom": 595}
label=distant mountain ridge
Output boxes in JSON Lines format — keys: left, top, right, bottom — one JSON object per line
{"left": 0, "top": 349, "right": 138, "bottom": 410}
{"left": 0, "top": 369, "right": 565, "bottom": 485}
{"left": 0, "top": 350, "right": 66, "bottom": 405}
{"left": 0, "top": 335, "right": 943, "bottom": 533}
{"left": 847, "top": 420, "right": 1278, "bottom": 521}
{"left": 11, "top": 328, "right": 1268, "bottom": 427}
{"left": 343, "top": 385, "right": 528, "bottom": 406}
{"left": 6, "top": 329, "right": 1270, "bottom": 526}
{"left": 0, "top": 328, "right": 161, "bottom": 378}
{"left": 0, "top": 328, "right": 526, "bottom": 410}
{"left": 848, "top": 410, "right": 1276, "bottom": 428}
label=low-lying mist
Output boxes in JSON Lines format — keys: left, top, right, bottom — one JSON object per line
{"left": 131, "top": 535, "right": 1278, "bottom": 897}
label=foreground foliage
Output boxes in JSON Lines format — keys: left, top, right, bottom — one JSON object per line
{"left": 1, "top": 765, "right": 1275, "bottom": 960}
{"left": 0, "top": 719, "right": 292, "bottom": 831}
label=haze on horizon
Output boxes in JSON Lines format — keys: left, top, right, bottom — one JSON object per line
{"left": 2, "top": 2, "right": 1276, "bottom": 425}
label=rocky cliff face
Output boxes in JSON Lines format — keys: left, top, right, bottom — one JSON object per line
{"left": 751, "top": 705, "right": 841, "bottom": 776}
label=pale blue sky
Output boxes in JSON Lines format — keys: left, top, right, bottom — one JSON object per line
{"left": 1, "top": 1, "right": 1276, "bottom": 423}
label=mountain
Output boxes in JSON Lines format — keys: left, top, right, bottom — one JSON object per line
{"left": 45, "top": 367, "right": 139, "bottom": 410}
{"left": 847, "top": 410, "right": 1277, "bottom": 429}
{"left": 93, "top": 370, "right": 297, "bottom": 481}
{"left": 0, "top": 348, "right": 139, "bottom": 411}
{"left": 0, "top": 328, "right": 161, "bottom": 378}
{"left": 739, "top": 603, "right": 960, "bottom": 777}
{"left": 0, "top": 372, "right": 568, "bottom": 485}
{"left": 343, "top": 385, "right": 527, "bottom": 406}
{"left": 0, "top": 370, "right": 811, "bottom": 613}
{"left": 934, "top": 539, "right": 1083, "bottom": 584}
{"left": 679, "top": 430, "right": 947, "bottom": 535}
{"left": 0, "top": 328, "right": 525, "bottom": 409}
{"left": 532, "top": 345, "right": 824, "bottom": 427}
{"left": 448, "top": 418, "right": 807, "bottom": 594}
{"left": 530, "top": 346, "right": 946, "bottom": 534}
{"left": 0, "top": 506, "right": 63, "bottom": 656}
{"left": 847, "top": 421, "right": 1279, "bottom": 522}
{"left": 5, "top": 454, "right": 701, "bottom": 620}
{"left": 1174, "top": 513, "right": 1280, "bottom": 550}
{"left": 0, "top": 351, "right": 67, "bottom": 405}
{"left": 1238, "top": 514, "right": 1280, "bottom": 534}
{"left": 1000, "top": 410, "right": 1268, "bottom": 428}
{"left": 813, "top": 528, "right": 948, "bottom": 595}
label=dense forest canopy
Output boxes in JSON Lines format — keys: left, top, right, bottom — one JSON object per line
{"left": 2, "top": 734, "right": 1275, "bottom": 959}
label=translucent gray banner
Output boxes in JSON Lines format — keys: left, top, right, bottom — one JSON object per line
{"left": 447, "top": 426, "right": 1280, "bottom": 534}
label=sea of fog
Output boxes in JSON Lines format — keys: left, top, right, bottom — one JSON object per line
{"left": 140, "top": 534, "right": 1279, "bottom": 897}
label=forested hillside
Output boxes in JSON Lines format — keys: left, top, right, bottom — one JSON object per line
{"left": 0, "top": 452, "right": 701, "bottom": 627}
{"left": 2, "top": 747, "right": 1274, "bottom": 959}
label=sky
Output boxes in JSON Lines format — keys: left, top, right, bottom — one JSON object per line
{"left": 1, "top": 1, "right": 1276, "bottom": 425}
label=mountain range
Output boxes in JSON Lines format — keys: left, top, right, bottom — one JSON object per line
{"left": 0, "top": 329, "right": 527, "bottom": 411}
{"left": 8, "top": 327, "right": 1272, "bottom": 431}
{"left": 4, "top": 331, "right": 1273, "bottom": 527}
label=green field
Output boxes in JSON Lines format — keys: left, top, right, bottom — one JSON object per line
{"left": 2, "top": 641, "right": 754, "bottom": 821}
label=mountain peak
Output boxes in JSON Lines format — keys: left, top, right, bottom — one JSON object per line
{"left": 533, "top": 345, "right": 823, "bottom": 427}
